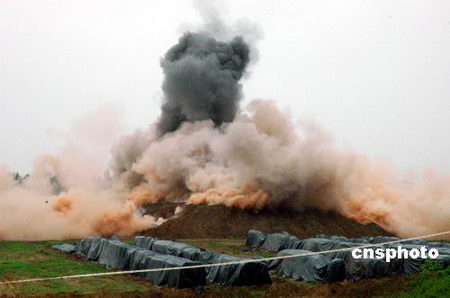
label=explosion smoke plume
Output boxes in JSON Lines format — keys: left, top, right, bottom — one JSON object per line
{"left": 124, "top": 99, "right": 450, "bottom": 239}
{"left": 1, "top": 3, "right": 449, "bottom": 241}
{"left": 157, "top": 32, "right": 250, "bottom": 135}
{"left": 0, "top": 107, "right": 164, "bottom": 241}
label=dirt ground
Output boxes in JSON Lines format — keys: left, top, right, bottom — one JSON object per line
{"left": 142, "top": 203, "right": 389, "bottom": 239}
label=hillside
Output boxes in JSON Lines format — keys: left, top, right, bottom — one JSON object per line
{"left": 142, "top": 203, "right": 390, "bottom": 239}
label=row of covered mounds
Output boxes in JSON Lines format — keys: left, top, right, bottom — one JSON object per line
{"left": 246, "top": 230, "right": 450, "bottom": 282}
{"left": 315, "top": 236, "right": 450, "bottom": 277}
{"left": 247, "top": 230, "right": 450, "bottom": 252}
{"left": 245, "top": 230, "right": 347, "bottom": 282}
{"left": 315, "top": 234, "right": 450, "bottom": 248}
{"left": 53, "top": 237, "right": 206, "bottom": 288}
{"left": 134, "top": 236, "right": 272, "bottom": 286}
{"left": 312, "top": 234, "right": 450, "bottom": 276}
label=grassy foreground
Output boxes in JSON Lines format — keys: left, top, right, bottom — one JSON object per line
{"left": 0, "top": 239, "right": 448, "bottom": 297}
{"left": 0, "top": 241, "right": 149, "bottom": 296}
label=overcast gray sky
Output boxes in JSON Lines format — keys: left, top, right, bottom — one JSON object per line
{"left": 1, "top": 0, "right": 450, "bottom": 176}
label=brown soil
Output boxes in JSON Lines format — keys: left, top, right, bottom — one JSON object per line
{"left": 142, "top": 204, "right": 390, "bottom": 239}
{"left": 144, "top": 202, "right": 181, "bottom": 219}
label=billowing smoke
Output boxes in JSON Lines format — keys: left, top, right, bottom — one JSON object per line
{"left": 1, "top": 4, "right": 449, "bottom": 241}
{"left": 0, "top": 107, "right": 165, "bottom": 241}
{"left": 125, "top": 100, "right": 450, "bottom": 239}
{"left": 157, "top": 32, "right": 250, "bottom": 135}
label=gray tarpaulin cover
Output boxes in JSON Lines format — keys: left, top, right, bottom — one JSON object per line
{"left": 75, "top": 237, "right": 106, "bottom": 261}
{"left": 134, "top": 236, "right": 272, "bottom": 286}
{"left": 346, "top": 254, "right": 403, "bottom": 281}
{"left": 198, "top": 251, "right": 272, "bottom": 286}
{"left": 260, "top": 233, "right": 300, "bottom": 252}
{"left": 246, "top": 230, "right": 267, "bottom": 249}
{"left": 134, "top": 236, "right": 159, "bottom": 250}
{"left": 385, "top": 244, "right": 450, "bottom": 275}
{"left": 246, "top": 230, "right": 313, "bottom": 250}
{"left": 134, "top": 237, "right": 202, "bottom": 261}
{"left": 303, "top": 247, "right": 404, "bottom": 282}
{"left": 52, "top": 244, "right": 76, "bottom": 253}
{"left": 246, "top": 230, "right": 450, "bottom": 281}
{"left": 325, "top": 242, "right": 450, "bottom": 279}
{"left": 268, "top": 249, "right": 346, "bottom": 282}
{"left": 249, "top": 230, "right": 450, "bottom": 255}
{"left": 316, "top": 234, "right": 447, "bottom": 248}
{"left": 296, "top": 238, "right": 403, "bottom": 281}
{"left": 298, "top": 238, "right": 363, "bottom": 252}
{"left": 150, "top": 240, "right": 202, "bottom": 261}
{"left": 70, "top": 237, "right": 206, "bottom": 288}
{"left": 247, "top": 231, "right": 365, "bottom": 252}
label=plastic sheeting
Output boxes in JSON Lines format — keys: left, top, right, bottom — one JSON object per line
{"left": 268, "top": 249, "right": 346, "bottom": 282}
{"left": 246, "top": 230, "right": 450, "bottom": 281}
{"left": 134, "top": 237, "right": 202, "bottom": 261}
{"left": 126, "top": 249, "right": 207, "bottom": 288}
{"left": 72, "top": 237, "right": 206, "bottom": 288}
{"left": 316, "top": 234, "right": 448, "bottom": 248}
{"left": 151, "top": 240, "right": 202, "bottom": 261}
{"left": 248, "top": 230, "right": 450, "bottom": 255}
{"left": 97, "top": 239, "right": 132, "bottom": 269}
{"left": 345, "top": 254, "right": 403, "bottom": 281}
{"left": 75, "top": 237, "right": 106, "bottom": 261}
{"left": 52, "top": 244, "right": 76, "bottom": 253}
{"left": 298, "top": 238, "right": 364, "bottom": 252}
{"left": 260, "top": 233, "right": 300, "bottom": 252}
{"left": 134, "top": 236, "right": 272, "bottom": 286}
{"left": 198, "top": 251, "right": 272, "bottom": 286}
{"left": 134, "top": 236, "right": 159, "bottom": 250}
{"left": 246, "top": 231, "right": 365, "bottom": 252}
{"left": 385, "top": 244, "right": 450, "bottom": 275}
{"left": 300, "top": 239, "right": 403, "bottom": 281}
{"left": 245, "top": 230, "right": 267, "bottom": 249}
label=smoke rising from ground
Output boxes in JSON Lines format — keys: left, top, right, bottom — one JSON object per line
{"left": 156, "top": 0, "right": 261, "bottom": 136}
{"left": 0, "top": 107, "right": 164, "bottom": 241}
{"left": 126, "top": 99, "right": 450, "bottom": 239}
{"left": 2, "top": 98, "right": 447, "bottom": 241}
{"left": 1, "top": 4, "right": 449, "bottom": 241}
{"left": 0, "top": 5, "right": 261, "bottom": 240}
{"left": 157, "top": 33, "right": 250, "bottom": 135}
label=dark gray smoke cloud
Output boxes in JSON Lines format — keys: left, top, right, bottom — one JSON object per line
{"left": 157, "top": 32, "right": 251, "bottom": 135}
{"left": 109, "top": 3, "right": 260, "bottom": 186}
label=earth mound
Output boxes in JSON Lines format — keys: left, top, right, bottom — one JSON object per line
{"left": 141, "top": 204, "right": 390, "bottom": 239}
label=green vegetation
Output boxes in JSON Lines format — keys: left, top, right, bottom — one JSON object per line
{"left": 393, "top": 260, "right": 450, "bottom": 298}
{"left": 0, "top": 241, "right": 148, "bottom": 296}
{"left": 0, "top": 239, "right": 448, "bottom": 297}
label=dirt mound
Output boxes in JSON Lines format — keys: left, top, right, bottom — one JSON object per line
{"left": 141, "top": 204, "right": 390, "bottom": 239}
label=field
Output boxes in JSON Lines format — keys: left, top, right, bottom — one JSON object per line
{"left": 1, "top": 239, "right": 449, "bottom": 297}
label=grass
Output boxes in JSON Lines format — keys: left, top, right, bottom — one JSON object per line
{"left": 0, "top": 241, "right": 149, "bottom": 296}
{"left": 392, "top": 260, "right": 450, "bottom": 298}
{"left": 0, "top": 239, "right": 449, "bottom": 297}
{"left": 0, "top": 239, "right": 319, "bottom": 297}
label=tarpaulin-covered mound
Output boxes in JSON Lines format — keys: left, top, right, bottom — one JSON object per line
{"left": 268, "top": 249, "right": 346, "bottom": 282}
{"left": 134, "top": 236, "right": 272, "bottom": 286}
{"left": 314, "top": 234, "right": 450, "bottom": 248}
{"left": 246, "top": 230, "right": 450, "bottom": 281}
{"left": 53, "top": 237, "right": 206, "bottom": 288}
